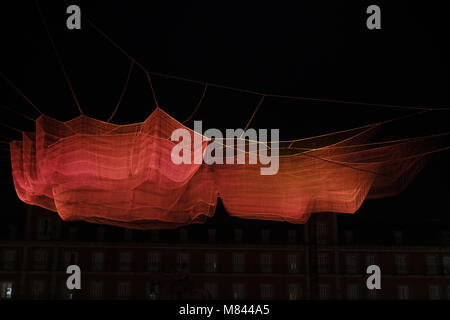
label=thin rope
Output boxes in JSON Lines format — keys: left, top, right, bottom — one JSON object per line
{"left": 146, "top": 71, "right": 160, "bottom": 109}
{"left": 0, "top": 72, "right": 42, "bottom": 115}
{"left": 107, "top": 61, "right": 134, "bottom": 122}
{"left": 0, "top": 122, "right": 24, "bottom": 134}
{"left": 35, "top": 0, "right": 83, "bottom": 115}
{"left": 0, "top": 102, "right": 36, "bottom": 122}
{"left": 182, "top": 83, "right": 208, "bottom": 124}
{"left": 242, "top": 95, "right": 265, "bottom": 135}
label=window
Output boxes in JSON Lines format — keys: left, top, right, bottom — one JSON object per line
{"left": 69, "top": 227, "right": 77, "bottom": 241}
{"left": 397, "top": 285, "right": 410, "bottom": 300}
{"left": 232, "top": 283, "right": 246, "bottom": 300}
{"left": 0, "top": 281, "right": 13, "bottom": 299}
{"left": 2, "top": 249, "right": 17, "bottom": 270}
{"left": 443, "top": 256, "right": 450, "bottom": 275}
{"left": 260, "top": 284, "right": 273, "bottom": 300}
{"left": 33, "top": 249, "right": 48, "bottom": 270}
{"left": 346, "top": 284, "right": 361, "bottom": 300}
{"left": 287, "top": 254, "right": 298, "bottom": 273}
{"left": 395, "top": 254, "right": 409, "bottom": 274}
{"left": 367, "top": 288, "right": 378, "bottom": 300}
{"left": 234, "top": 229, "right": 243, "bottom": 242}
{"left": 288, "top": 283, "right": 300, "bottom": 300}
{"left": 426, "top": 255, "right": 439, "bottom": 275}
{"left": 147, "top": 252, "right": 161, "bottom": 272}
{"left": 146, "top": 282, "right": 160, "bottom": 300}
{"left": 37, "top": 218, "right": 51, "bottom": 240}
{"left": 91, "top": 252, "right": 104, "bottom": 271}
{"left": 365, "top": 254, "right": 377, "bottom": 267}
{"left": 117, "top": 282, "right": 132, "bottom": 299}
{"left": 151, "top": 230, "right": 159, "bottom": 241}
{"left": 394, "top": 231, "right": 403, "bottom": 245}
{"left": 429, "top": 285, "right": 440, "bottom": 300}
{"left": 318, "top": 253, "right": 329, "bottom": 274}
{"left": 318, "top": 284, "right": 330, "bottom": 300}
{"left": 344, "top": 231, "right": 354, "bottom": 245}
{"left": 124, "top": 229, "right": 133, "bottom": 241}
{"left": 317, "top": 222, "right": 328, "bottom": 244}
{"left": 179, "top": 228, "right": 188, "bottom": 242}
{"left": 205, "top": 253, "right": 217, "bottom": 273}
{"left": 31, "top": 280, "right": 45, "bottom": 299}
{"left": 261, "top": 229, "right": 270, "bottom": 243}
{"left": 176, "top": 253, "right": 190, "bottom": 271}
{"left": 96, "top": 227, "right": 105, "bottom": 241}
{"left": 207, "top": 229, "right": 216, "bottom": 242}
{"left": 60, "top": 281, "right": 73, "bottom": 300}
{"left": 345, "top": 254, "right": 359, "bottom": 274}
{"left": 288, "top": 230, "right": 296, "bottom": 243}
{"left": 204, "top": 282, "right": 218, "bottom": 299}
{"left": 89, "top": 281, "right": 103, "bottom": 299}
{"left": 260, "top": 254, "right": 272, "bottom": 273}
{"left": 119, "top": 251, "right": 133, "bottom": 271}
{"left": 63, "top": 250, "right": 78, "bottom": 266}
{"left": 232, "top": 253, "right": 245, "bottom": 273}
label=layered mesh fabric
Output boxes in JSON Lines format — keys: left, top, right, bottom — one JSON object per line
{"left": 9, "top": 108, "right": 445, "bottom": 229}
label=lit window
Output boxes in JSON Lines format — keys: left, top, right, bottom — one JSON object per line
{"left": 232, "top": 283, "right": 246, "bottom": 300}
{"left": 232, "top": 253, "right": 245, "bottom": 273}
{"left": 288, "top": 283, "right": 300, "bottom": 300}
{"left": 0, "top": 281, "right": 13, "bottom": 299}
{"left": 287, "top": 254, "right": 298, "bottom": 273}
{"left": 205, "top": 253, "right": 217, "bottom": 273}
{"left": 146, "top": 282, "right": 159, "bottom": 300}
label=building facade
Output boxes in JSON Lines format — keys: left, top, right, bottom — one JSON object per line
{"left": 1, "top": 206, "right": 450, "bottom": 300}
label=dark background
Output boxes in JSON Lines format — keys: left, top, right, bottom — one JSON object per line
{"left": 1, "top": 1, "right": 449, "bottom": 240}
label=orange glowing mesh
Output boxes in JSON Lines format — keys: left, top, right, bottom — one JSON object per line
{"left": 9, "top": 108, "right": 446, "bottom": 229}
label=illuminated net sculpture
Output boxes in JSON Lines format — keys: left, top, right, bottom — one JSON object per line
{"left": 9, "top": 107, "right": 447, "bottom": 229}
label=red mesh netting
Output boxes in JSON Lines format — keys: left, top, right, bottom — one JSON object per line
{"left": 9, "top": 108, "right": 445, "bottom": 229}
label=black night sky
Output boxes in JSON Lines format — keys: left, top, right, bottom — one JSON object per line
{"left": 1, "top": 1, "right": 449, "bottom": 241}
